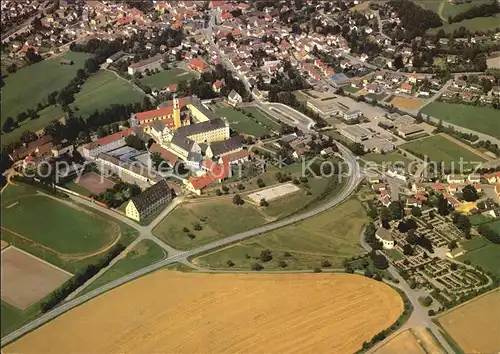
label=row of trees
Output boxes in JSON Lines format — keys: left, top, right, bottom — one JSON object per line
{"left": 91, "top": 181, "right": 141, "bottom": 208}
{"left": 41, "top": 244, "right": 125, "bottom": 312}
{"left": 450, "top": 1, "right": 500, "bottom": 23}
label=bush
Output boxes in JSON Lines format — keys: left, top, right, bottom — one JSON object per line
{"left": 321, "top": 260, "right": 332, "bottom": 268}
{"left": 428, "top": 309, "right": 435, "bottom": 316}
{"left": 187, "top": 233, "right": 196, "bottom": 239}
{"left": 259, "top": 249, "right": 273, "bottom": 262}
{"left": 278, "top": 260, "right": 287, "bottom": 268}
{"left": 226, "top": 260, "right": 235, "bottom": 267}
{"left": 373, "top": 274, "right": 383, "bottom": 281}
{"left": 313, "top": 267, "right": 322, "bottom": 273}
{"left": 364, "top": 269, "right": 373, "bottom": 278}
{"left": 193, "top": 223, "right": 202, "bottom": 231}
{"left": 283, "top": 251, "right": 292, "bottom": 257}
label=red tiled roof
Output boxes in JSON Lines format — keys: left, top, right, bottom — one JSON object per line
{"left": 213, "top": 80, "right": 224, "bottom": 88}
{"left": 188, "top": 174, "right": 216, "bottom": 190}
{"left": 221, "top": 149, "right": 251, "bottom": 164}
{"left": 22, "top": 44, "right": 39, "bottom": 53}
{"left": 189, "top": 58, "right": 208, "bottom": 71}
{"left": 432, "top": 183, "right": 445, "bottom": 191}
{"left": 149, "top": 143, "right": 178, "bottom": 165}
{"left": 95, "top": 128, "right": 134, "bottom": 147}
{"left": 167, "top": 84, "right": 177, "bottom": 92}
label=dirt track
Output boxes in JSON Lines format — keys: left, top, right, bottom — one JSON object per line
{"left": 439, "top": 133, "right": 492, "bottom": 162}
{"left": 4, "top": 272, "right": 403, "bottom": 354}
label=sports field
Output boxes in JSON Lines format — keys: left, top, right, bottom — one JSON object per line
{"left": 139, "top": 68, "right": 195, "bottom": 89}
{"left": 214, "top": 107, "right": 274, "bottom": 137}
{"left": 421, "top": 102, "right": 500, "bottom": 139}
{"left": 71, "top": 71, "right": 144, "bottom": 117}
{"left": 401, "top": 134, "right": 486, "bottom": 170}
{"left": 390, "top": 96, "right": 423, "bottom": 110}
{"left": 1, "top": 246, "right": 72, "bottom": 310}
{"left": 437, "top": 289, "right": 500, "bottom": 354}
{"left": 427, "top": 14, "right": 500, "bottom": 34}
{"left": 75, "top": 172, "right": 115, "bottom": 195}
{"left": 152, "top": 200, "right": 269, "bottom": 250}
{"left": 458, "top": 234, "right": 500, "bottom": 278}
{"left": 4, "top": 272, "right": 403, "bottom": 354}
{"left": 82, "top": 240, "right": 166, "bottom": 295}
{"left": 1, "top": 184, "right": 138, "bottom": 270}
{"left": 1, "top": 51, "right": 89, "bottom": 122}
{"left": 195, "top": 199, "right": 367, "bottom": 270}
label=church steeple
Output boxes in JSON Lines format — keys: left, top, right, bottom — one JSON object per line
{"left": 173, "top": 94, "right": 181, "bottom": 130}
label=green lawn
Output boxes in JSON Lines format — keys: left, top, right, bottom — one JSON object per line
{"left": 427, "top": 14, "right": 500, "bottom": 34}
{"left": 401, "top": 135, "right": 486, "bottom": 170}
{"left": 1, "top": 184, "right": 138, "bottom": 271}
{"left": 468, "top": 214, "right": 493, "bottom": 226}
{"left": 421, "top": 102, "right": 500, "bottom": 139}
{"left": 214, "top": 107, "right": 273, "bottom": 137}
{"left": 458, "top": 236, "right": 500, "bottom": 278}
{"left": 242, "top": 107, "right": 281, "bottom": 131}
{"left": 152, "top": 200, "right": 268, "bottom": 250}
{"left": 1, "top": 51, "right": 90, "bottom": 123}
{"left": 1, "top": 300, "right": 43, "bottom": 338}
{"left": 194, "top": 199, "right": 367, "bottom": 270}
{"left": 139, "top": 68, "right": 195, "bottom": 89}
{"left": 71, "top": 71, "right": 144, "bottom": 118}
{"left": 62, "top": 180, "right": 93, "bottom": 197}
{"left": 82, "top": 240, "right": 166, "bottom": 294}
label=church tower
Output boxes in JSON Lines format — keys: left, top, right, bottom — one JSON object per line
{"left": 173, "top": 95, "right": 181, "bottom": 130}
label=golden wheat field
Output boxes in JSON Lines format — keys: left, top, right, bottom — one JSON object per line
{"left": 375, "top": 327, "right": 444, "bottom": 354}
{"left": 438, "top": 289, "right": 500, "bottom": 354}
{"left": 4, "top": 271, "right": 403, "bottom": 354}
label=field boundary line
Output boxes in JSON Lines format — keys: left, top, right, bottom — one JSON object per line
{"left": 438, "top": 133, "right": 492, "bottom": 161}
{"left": 5, "top": 246, "right": 74, "bottom": 276}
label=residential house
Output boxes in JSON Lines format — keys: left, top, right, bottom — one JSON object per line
{"left": 227, "top": 89, "right": 243, "bottom": 106}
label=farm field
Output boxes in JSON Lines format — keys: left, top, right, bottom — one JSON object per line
{"left": 194, "top": 199, "right": 367, "bottom": 270}
{"left": 390, "top": 96, "right": 423, "bottom": 110}
{"left": 458, "top": 235, "right": 500, "bottom": 278}
{"left": 152, "top": 200, "right": 268, "bottom": 250}
{"left": 400, "top": 134, "right": 486, "bottom": 170}
{"left": 4, "top": 272, "right": 404, "bottom": 354}
{"left": 82, "top": 240, "right": 166, "bottom": 295}
{"left": 139, "top": 68, "right": 195, "bottom": 89}
{"left": 1, "top": 51, "right": 89, "bottom": 123}
{"left": 421, "top": 102, "right": 500, "bottom": 139}
{"left": 427, "top": 14, "right": 500, "bottom": 34}
{"left": 71, "top": 71, "right": 144, "bottom": 118}
{"left": 376, "top": 326, "right": 444, "bottom": 354}
{"left": 0, "top": 183, "right": 138, "bottom": 273}
{"left": 437, "top": 289, "right": 500, "bottom": 354}
{"left": 214, "top": 107, "right": 273, "bottom": 137}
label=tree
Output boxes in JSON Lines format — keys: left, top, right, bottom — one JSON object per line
{"left": 372, "top": 254, "right": 389, "bottom": 270}
{"left": 259, "top": 249, "right": 273, "bottom": 262}
{"left": 388, "top": 201, "right": 403, "bottom": 220}
{"left": 402, "top": 244, "right": 414, "bottom": 256}
{"left": 321, "top": 260, "right": 332, "bottom": 268}
{"left": 232, "top": 194, "right": 244, "bottom": 205}
{"left": 278, "top": 260, "right": 287, "bottom": 268}
{"left": 226, "top": 260, "right": 235, "bottom": 267}
{"left": 406, "top": 230, "right": 418, "bottom": 244}
{"left": 84, "top": 58, "right": 99, "bottom": 74}
{"left": 462, "top": 184, "right": 478, "bottom": 202}
{"left": 25, "top": 47, "right": 42, "bottom": 64}
{"left": 150, "top": 152, "right": 164, "bottom": 170}
{"left": 411, "top": 206, "right": 422, "bottom": 217}
{"left": 393, "top": 55, "right": 404, "bottom": 70}
{"left": 259, "top": 198, "right": 269, "bottom": 207}
{"left": 436, "top": 194, "right": 450, "bottom": 216}
{"left": 2, "top": 117, "right": 15, "bottom": 133}
{"left": 194, "top": 223, "right": 202, "bottom": 231}
{"left": 125, "top": 135, "right": 145, "bottom": 150}
{"left": 419, "top": 296, "right": 433, "bottom": 307}
{"left": 251, "top": 263, "right": 264, "bottom": 271}
{"left": 450, "top": 263, "right": 458, "bottom": 271}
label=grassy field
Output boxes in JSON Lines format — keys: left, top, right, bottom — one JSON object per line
{"left": 441, "top": 0, "right": 493, "bottom": 19}
{"left": 152, "top": 200, "right": 268, "bottom": 250}
{"left": 2, "top": 187, "right": 116, "bottom": 255}
{"left": 1, "top": 183, "right": 138, "bottom": 273}
{"left": 82, "top": 240, "right": 166, "bottom": 294}
{"left": 363, "top": 152, "right": 413, "bottom": 168}
{"left": 421, "top": 102, "right": 500, "bottom": 139}
{"left": 1, "top": 51, "right": 90, "bottom": 123}
{"left": 401, "top": 134, "right": 486, "bottom": 169}
{"left": 214, "top": 107, "right": 273, "bottom": 137}
{"left": 413, "top": 0, "right": 443, "bottom": 14}
{"left": 139, "top": 68, "right": 195, "bottom": 89}
{"left": 428, "top": 14, "right": 500, "bottom": 34}
{"left": 241, "top": 106, "right": 281, "bottom": 131}
{"left": 71, "top": 71, "right": 144, "bottom": 118}
{"left": 194, "top": 199, "right": 368, "bottom": 270}
{"left": 468, "top": 214, "right": 492, "bottom": 226}
{"left": 458, "top": 235, "right": 500, "bottom": 278}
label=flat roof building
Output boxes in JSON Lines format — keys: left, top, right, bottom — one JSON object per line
{"left": 306, "top": 99, "right": 344, "bottom": 118}
{"left": 397, "top": 124, "right": 424, "bottom": 138}
{"left": 339, "top": 125, "right": 373, "bottom": 143}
